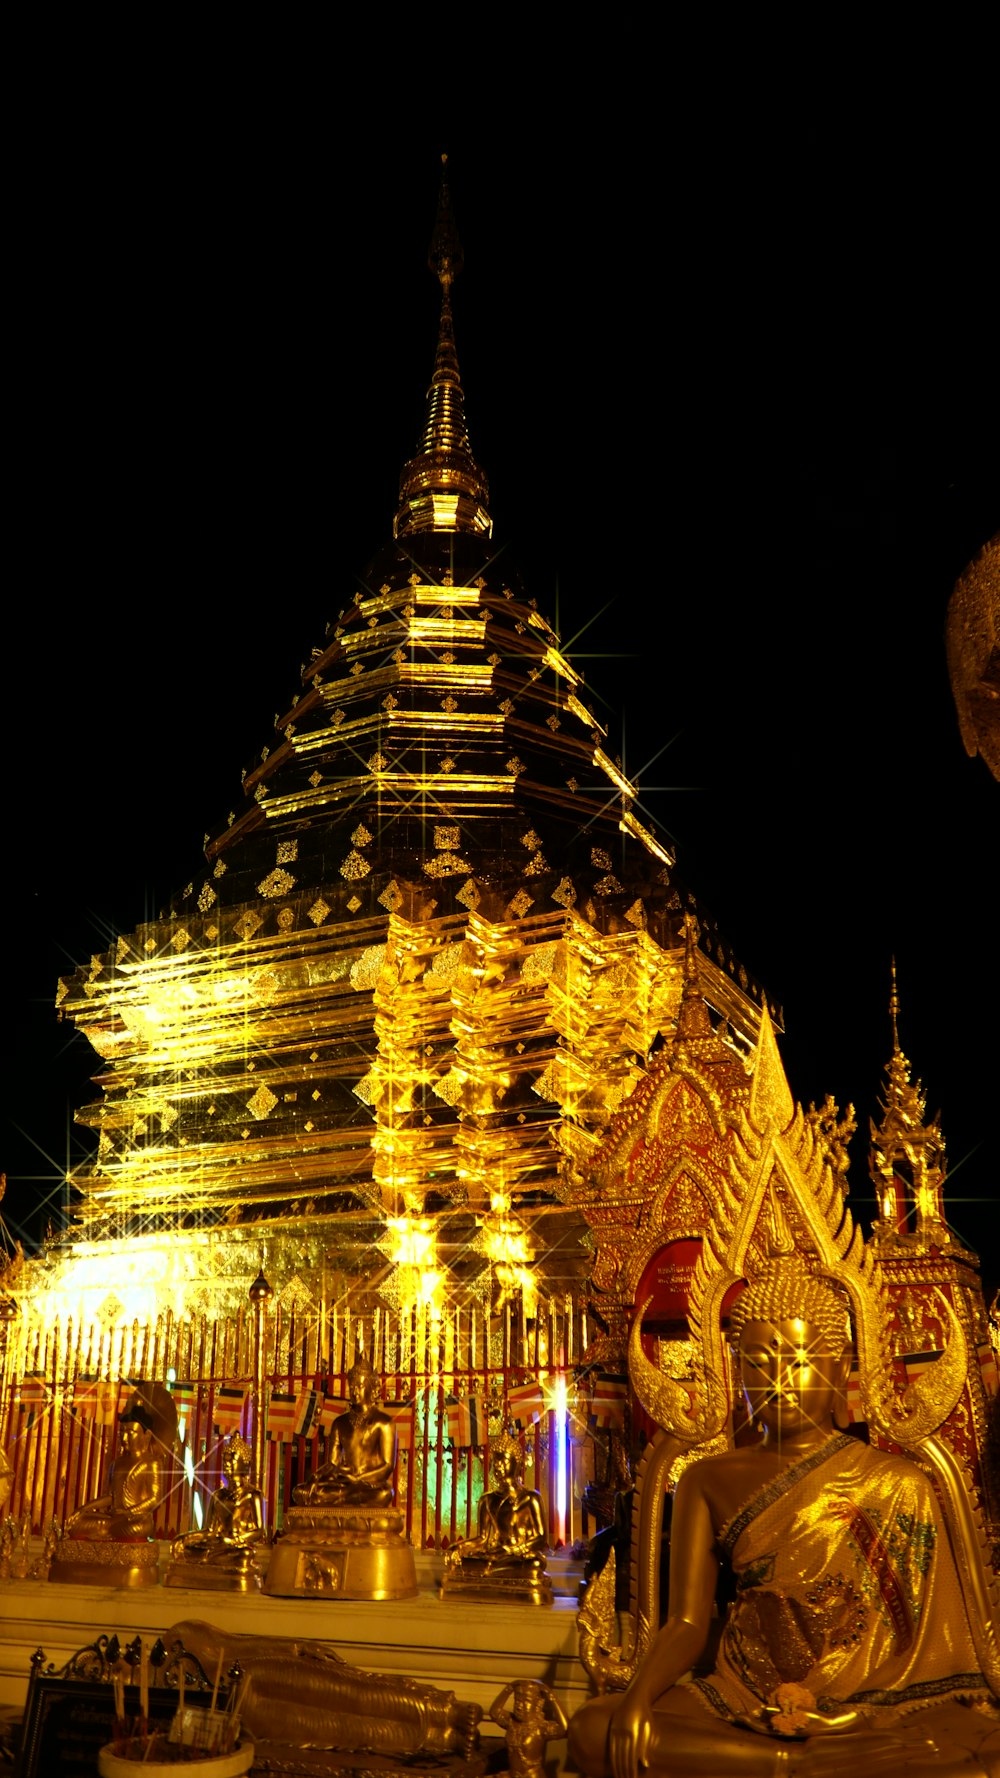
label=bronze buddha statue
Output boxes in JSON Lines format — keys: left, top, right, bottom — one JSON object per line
{"left": 443, "top": 1430, "right": 552, "bottom": 1604}
{"left": 166, "top": 1432, "right": 265, "bottom": 1591}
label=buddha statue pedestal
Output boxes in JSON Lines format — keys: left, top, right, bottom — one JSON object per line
{"left": 164, "top": 1543, "right": 263, "bottom": 1594}
{"left": 263, "top": 1503, "right": 417, "bottom": 1599}
{"left": 441, "top": 1432, "right": 553, "bottom": 1607}
{"left": 48, "top": 1535, "right": 161, "bottom": 1589}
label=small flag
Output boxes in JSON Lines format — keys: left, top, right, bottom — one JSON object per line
{"left": 170, "top": 1381, "right": 198, "bottom": 1422}
{"left": 589, "top": 1376, "right": 627, "bottom": 1430}
{"left": 446, "top": 1394, "right": 487, "bottom": 1447}
{"left": 213, "top": 1386, "right": 248, "bottom": 1434}
{"left": 18, "top": 1374, "right": 48, "bottom": 1424}
{"left": 845, "top": 1366, "right": 864, "bottom": 1423}
{"left": 903, "top": 1350, "right": 942, "bottom": 1389}
{"left": 508, "top": 1382, "right": 544, "bottom": 1429}
{"left": 96, "top": 1381, "right": 120, "bottom": 1427}
{"left": 266, "top": 1390, "right": 298, "bottom": 1441}
{"left": 977, "top": 1343, "right": 998, "bottom": 1397}
{"left": 317, "top": 1390, "right": 348, "bottom": 1433}
{"left": 386, "top": 1400, "right": 414, "bottom": 1454}
{"left": 294, "top": 1387, "right": 318, "bottom": 1438}
{"left": 73, "top": 1376, "right": 99, "bottom": 1417}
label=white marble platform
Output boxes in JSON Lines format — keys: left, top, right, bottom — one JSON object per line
{"left": 0, "top": 1550, "right": 590, "bottom": 1766}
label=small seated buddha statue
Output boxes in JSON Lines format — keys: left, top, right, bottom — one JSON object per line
{"left": 292, "top": 1351, "right": 395, "bottom": 1508}
{"left": 442, "top": 1430, "right": 552, "bottom": 1604}
{"left": 165, "top": 1432, "right": 265, "bottom": 1591}
{"left": 569, "top": 1256, "right": 999, "bottom": 1777}
{"left": 50, "top": 1381, "right": 178, "bottom": 1587}
{"left": 265, "top": 1348, "right": 416, "bottom": 1600}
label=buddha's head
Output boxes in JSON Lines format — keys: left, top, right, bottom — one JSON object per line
{"left": 223, "top": 1433, "right": 252, "bottom": 1483}
{"left": 729, "top": 1252, "right": 852, "bottom": 1439}
{"left": 491, "top": 1429, "right": 522, "bottom": 1484}
{"left": 347, "top": 1351, "right": 377, "bottom": 1410}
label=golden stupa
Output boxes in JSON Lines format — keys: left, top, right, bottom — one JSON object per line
{"left": 0, "top": 163, "right": 768, "bottom": 1554}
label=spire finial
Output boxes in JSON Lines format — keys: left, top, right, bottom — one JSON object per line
{"left": 394, "top": 158, "right": 492, "bottom": 541}
{"left": 889, "top": 955, "right": 900, "bottom": 1056}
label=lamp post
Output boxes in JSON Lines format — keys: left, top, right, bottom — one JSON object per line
{"left": 248, "top": 1268, "right": 273, "bottom": 1506}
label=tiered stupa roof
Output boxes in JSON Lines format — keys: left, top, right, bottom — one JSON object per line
{"left": 52, "top": 166, "right": 772, "bottom": 1311}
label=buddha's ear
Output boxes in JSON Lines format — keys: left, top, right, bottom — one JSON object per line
{"left": 832, "top": 1345, "right": 853, "bottom": 1432}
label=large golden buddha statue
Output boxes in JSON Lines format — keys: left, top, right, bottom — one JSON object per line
{"left": 264, "top": 1347, "right": 416, "bottom": 1599}
{"left": 443, "top": 1430, "right": 552, "bottom": 1604}
{"left": 571, "top": 1011, "right": 999, "bottom": 1775}
{"left": 571, "top": 1258, "right": 999, "bottom": 1773}
{"left": 50, "top": 1381, "right": 178, "bottom": 1587}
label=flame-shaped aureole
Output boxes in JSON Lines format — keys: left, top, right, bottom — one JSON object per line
{"left": 627, "top": 1299, "right": 729, "bottom": 1444}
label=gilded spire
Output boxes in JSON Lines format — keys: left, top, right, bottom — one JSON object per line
{"left": 394, "top": 156, "right": 492, "bottom": 540}
{"left": 870, "top": 965, "right": 949, "bottom": 1245}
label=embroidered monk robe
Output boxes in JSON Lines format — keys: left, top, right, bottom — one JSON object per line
{"left": 684, "top": 1432, "right": 993, "bottom": 1732}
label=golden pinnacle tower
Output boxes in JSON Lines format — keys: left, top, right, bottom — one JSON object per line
{"left": 31, "top": 164, "right": 769, "bottom": 1336}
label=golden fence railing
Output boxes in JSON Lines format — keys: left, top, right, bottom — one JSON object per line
{"left": 0, "top": 1297, "right": 598, "bottom": 1550}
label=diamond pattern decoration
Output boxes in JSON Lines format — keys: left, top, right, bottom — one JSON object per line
{"left": 308, "top": 898, "right": 330, "bottom": 926}
{"left": 593, "top": 873, "right": 624, "bottom": 896}
{"left": 246, "top": 1084, "right": 278, "bottom": 1120}
{"left": 309, "top": 770, "right": 323, "bottom": 788}
{"left": 347, "top": 895, "right": 362, "bottom": 912}
{"left": 277, "top": 840, "right": 299, "bottom": 864}
{"left": 233, "top": 910, "right": 264, "bottom": 941}
{"left": 506, "top": 757, "right": 526, "bottom": 776}
{"left": 507, "top": 890, "right": 534, "bottom": 918}
{"left": 368, "top": 753, "right": 387, "bottom": 773}
{"left": 456, "top": 879, "right": 481, "bottom": 912}
{"left": 551, "top": 878, "right": 577, "bottom": 909}
{"left": 441, "top": 695, "right": 458, "bottom": 713}
{"left": 378, "top": 881, "right": 404, "bottom": 912}
{"left": 258, "top": 868, "right": 296, "bottom": 899}
{"left": 351, "top": 824, "right": 373, "bottom": 847}
{"left": 624, "top": 899, "right": 646, "bottom": 928}
{"left": 170, "top": 927, "right": 191, "bottom": 953}
{"left": 197, "top": 884, "right": 216, "bottom": 912}
{"left": 340, "top": 851, "right": 371, "bottom": 880}
{"left": 434, "top": 825, "right": 460, "bottom": 848}
{"left": 440, "top": 756, "right": 456, "bottom": 773}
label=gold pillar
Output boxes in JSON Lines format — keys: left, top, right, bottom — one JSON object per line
{"left": 248, "top": 1269, "right": 273, "bottom": 1502}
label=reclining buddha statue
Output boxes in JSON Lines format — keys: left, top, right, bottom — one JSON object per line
{"left": 571, "top": 1012, "right": 999, "bottom": 1776}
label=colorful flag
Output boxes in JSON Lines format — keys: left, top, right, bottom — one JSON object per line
{"left": 845, "top": 1366, "right": 864, "bottom": 1424}
{"left": 977, "top": 1343, "right": 998, "bottom": 1397}
{"left": 446, "top": 1394, "right": 487, "bottom": 1447}
{"left": 170, "top": 1380, "right": 198, "bottom": 1422}
{"left": 213, "top": 1386, "right": 248, "bottom": 1434}
{"left": 294, "top": 1387, "right": 318, "bottom": 1438}
{"left": 508, "top": 1382, "right": 544, "bottom": 1429}
{"left": 385, "top": 1400, "right": 415, "bottom": 1453}
{"left": 18, "top": 1373, "right": 48, "bottom": 1424}
{"left": 73, "top": 1376, "right": 99, "bottom": 1417}
{"left": 903, "top": 1350, "right": 942, "bottom": 1388}
{"left": 96, "top": 1381, "right": 120, "bottom": 1427}
{"left": 266, "top": 1390, "right": 298, "bottom": 1441}
{"left": 317, "top": 1390, "right": 348, "bottom": 1433}
{"left": 589, "top": 1376, "right": 627, "bottom": 1429}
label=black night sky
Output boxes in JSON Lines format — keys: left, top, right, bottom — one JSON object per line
{"left": 4, "top": 116, "right": 997, "bottom": 1297}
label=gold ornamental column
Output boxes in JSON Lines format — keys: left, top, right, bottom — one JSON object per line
{"left": 248, "top": 1269, "right": 273, "bottom": 1502}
